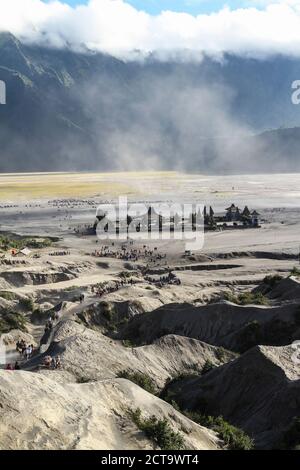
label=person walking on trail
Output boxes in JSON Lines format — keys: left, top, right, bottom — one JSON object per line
{"left": 54, "top": 356, "right": 62, "bottom": 369}
{"left": 24, "top": 346, "right": 30, "bottom": 360}
{"left": 44, "top": 356, "right": 52, "bottom": 369}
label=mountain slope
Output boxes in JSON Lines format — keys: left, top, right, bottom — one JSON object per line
{"left": 164, "top": 344, "right": 300, "bottom": 449}
{"left": 0, "top": 371, "right": 220, "bottom": 450}
{"left": 1, "top": 32, "right": 300, "bottom": 172}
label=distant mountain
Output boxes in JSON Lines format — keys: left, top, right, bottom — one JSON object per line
{"left": 0, "top": 32, "right": 300, "bottom": 173}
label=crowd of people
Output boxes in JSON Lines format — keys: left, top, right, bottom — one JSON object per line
{"left": 93, "top": 244, "right": 167, "bottom": 264}
{"left": 16, "top": 340, "right": 35, "bottom": 360}
{"left": 43, "top": 355, "right": 62, "bottom": 369}
{"left": 4, "top": 340, "right": 36, "bottom": 371}
{"left": 145, "top": 271, "right": 181, "bottom": 287}
{"left": 91, "top": 278, "right": 135, "bottom": 298}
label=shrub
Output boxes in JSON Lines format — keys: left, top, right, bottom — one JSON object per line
{"left": 224, "top": 291, "right": 269, "bottom": 306}
{"left": 0, "top": 311, "right": 27, "bottom": 334}
{"left": 211, "top": 416, "right": 254, "bottom": 450}
{"left": 202, "top": 359, "right": 216, "bottom": 375}
{"left": 0, "top": 291, "right": 17, "bottom": 301}
{"left": 118, "top": 370, "right": 157, "bottom": 395}
{"left": 19, "top": 297, "right": 35, "bottom": 311}
{"left": 184, "top": 412, "right": 253, "bottom": 450}
{"left": 130, "top": 408, "right": 186, "bottom": 450}
{"left": 290, "top": 267, "right": 300, "bottom": 277}
{"left": 263, "top": 275, "right": 283, "bottom": 287}
{"left": 216, "top": 347, "right": 227, "bottom": 362}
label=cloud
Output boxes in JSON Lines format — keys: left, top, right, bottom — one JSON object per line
{"left": 1, "top": 0, "right": 300, "bottom": 59}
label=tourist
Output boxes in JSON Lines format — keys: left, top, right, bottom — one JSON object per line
{"left": 54, "top": 356, "right": 62, "bottom": 369}
{"left": 43, "top": 356, "right": 52, "bottom": 369}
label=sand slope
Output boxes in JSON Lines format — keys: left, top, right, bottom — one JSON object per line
{"left": 0, "top": 372, "right": 220, "bottom": 450}
{"left": 31, "top": 320, "right": 234, "bottom": 388}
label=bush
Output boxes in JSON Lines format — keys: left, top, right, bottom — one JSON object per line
{"left": 118, "top": 370, "right": 157, "bottom": 395}
{"left": 184, "top": 412, "right": 253, "bottom": 450}
{"left": 0, "top": 291, "right": 17, "bottom": 301}
{"left": 19, "top": 297, "right": 35, "bottom": 311}
{"left": 263, "top": 275, "right": 283, "bottom": 288}
{"left": 130, "top": 408, "right": 186, "bottom": 450}
{"left": 224, "top": 291, "right": 269, "bottom": 306}
{"left": 0, "top": 311, "right": 27, "bottom": 334}
{"left": 26, "top": 238, "right": 53, "bottom": 249}
{"left": 211, "top": 416, "right": 254, "bottom": 450}
{"left": 216, "top": 347, "right": 228, "bottom": 362}
{"left": 290, "top": 267, "right": 300, "bottom": 277}
{"left": 202, "top": 359, "right": 216, "bottom": 375}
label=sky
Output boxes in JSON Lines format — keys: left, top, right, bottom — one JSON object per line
{"left": 1, "top": 0, "right": 300, "bottom": 60}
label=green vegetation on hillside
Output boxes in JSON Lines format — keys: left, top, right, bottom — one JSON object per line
{"left": 224, "top": 291, "right": 269, "bottom": 306}
{"left": 0, "top": 310, "right": 27, "bottom": 334}
{"left": 263, "top": 274, "right": 283, "bottom": 288}
{"left": 0, "top": 234, "right": 53, "bottom": 251}
{"left": 184, "top": 411, "right": 254, "bottom": 450}
{"left": 130, "top": 408, "right": 186, "bottom": 450}
{"left": 0, "top": 291, "right": 17, "bottom": 301}
{"left": 19, "top": 297, "right": 35, "bottom": 311}
{"left": 290, "top": 267, "right": 300, "bottom": 277}
{"left": 118, "top": 370, "right": 157, "bottom": 395}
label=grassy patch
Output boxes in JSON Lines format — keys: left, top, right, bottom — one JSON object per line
{"left": 224, "top": 291, "right": 269, "bottom": 306}
{"left": 0, "top": 234, "right": 53, "bottom": 251}
{"left": 0, "top": 310, "right": 27, "bottom": 334}
{"left": 130, "top": 408, "right": 186, "bottom": 450}
{"left": 0, "top": 291, "right": 17, "bottom": 301}
{"left": 118, "top": 370, "right": 157, "bottom": 395}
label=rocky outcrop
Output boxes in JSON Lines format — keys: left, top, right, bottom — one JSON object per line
{"left": 0, "top": 371, "right": 220, "bottom": 450}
